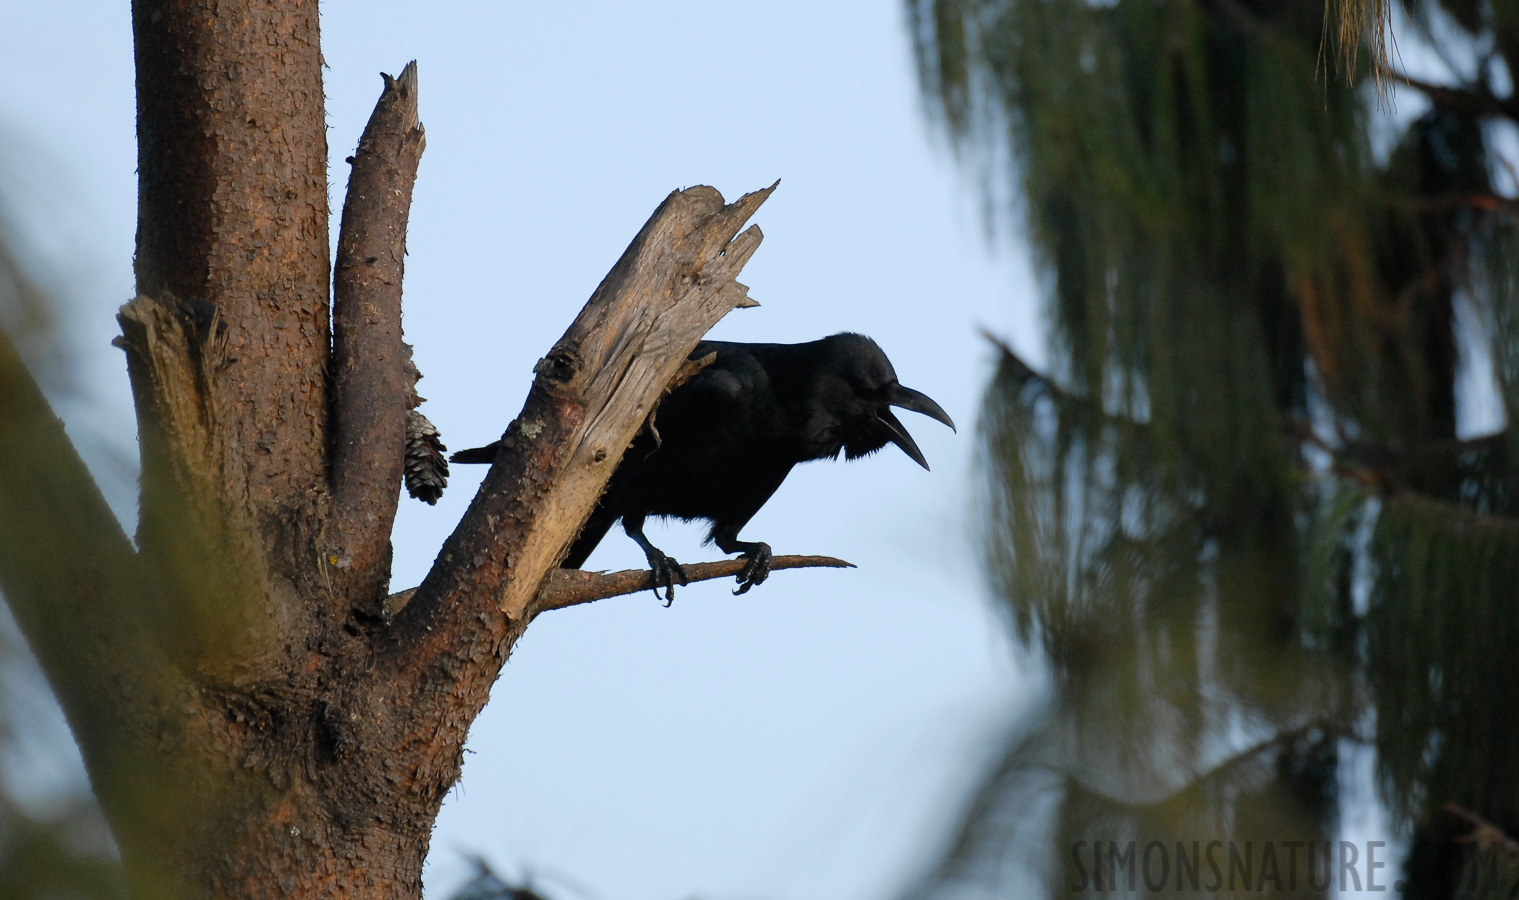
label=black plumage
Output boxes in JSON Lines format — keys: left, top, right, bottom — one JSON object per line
{"left": 451, "top": 332, "right": 954, "bottom": 599}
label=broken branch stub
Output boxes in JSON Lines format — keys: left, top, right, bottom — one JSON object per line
{"left": 330, "top": 61, "right": 427, "bottom": 611}
{"left": 115, "top": 293, "right": 284, "bottom": 672}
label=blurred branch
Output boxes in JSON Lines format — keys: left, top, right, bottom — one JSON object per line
{"left": 1285, "top": 416, "right": 1519, "bottom": 515}
{"left": 1392, "top": 71, "right": 1519, "bottom": 122}
{"left": 995, "top": 322, "right": 1519, "bottom": 529}
{"left": 0, "top": 219, "right": 63, "bottom": 383}
{"left": 980, "top": 330, "right": 1052, "bottom": 393}
{"left": 1400, "top": 192, "right": 1519, "bottom": 214}
{"left": 1447, "top": 803, "right": 1519, "bottom": 858}
{"left": 1283, "top": 417, "right": 1399, "bottom": 492}
{"left": 1379, "top": 490, "right": 1519, "bottom": 537}
{"left": 0, "top": 794, "right": 123, "bottom": 898}
{"left": 0, "top": 324, "right": 167, "bottom": 740}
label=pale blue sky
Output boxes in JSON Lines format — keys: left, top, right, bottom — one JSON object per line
{"left": 0, "top": 3, "right": 1047, "bottom": 898}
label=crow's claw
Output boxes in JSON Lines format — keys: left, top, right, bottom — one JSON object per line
{"left": 733, "top": 542, "right": 773, "bottom": 595}
{"left": 646, "top": 552, "right": 689, "bottom": 606}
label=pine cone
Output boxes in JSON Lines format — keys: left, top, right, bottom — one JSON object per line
{"left": 404, "top": 409, "right": 448, "bottom": 504}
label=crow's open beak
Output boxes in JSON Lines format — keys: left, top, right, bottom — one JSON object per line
{"left": 889, "top": 384, "right": 956, "bottom": 432}
{"left": 877, "top": 409, "right": 931, "bottom": 470}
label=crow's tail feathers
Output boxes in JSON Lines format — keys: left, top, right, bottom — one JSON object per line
{"left": 563, "top": 504, "right": 617, "bottom": 569}
{"left": 449, "top": 442, "right": 500, "bottom": 465}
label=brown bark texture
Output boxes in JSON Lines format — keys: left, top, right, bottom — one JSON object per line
{"left": 0, "top": 6, "right": 850, "bottom": 899}
{"left": 123, "top": 0, "right": 332, "bottom": 680}
{"left": 131, "top": 0, "right": 331, "bottom": 550}
{"left": 330, "top": 61, "right": 427, "bottom": 615}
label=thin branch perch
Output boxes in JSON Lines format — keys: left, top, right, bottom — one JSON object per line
{"left": 131, "top": 0, "right": 331, "bottom": 541}
{"left": 386, "top": 555, "right": 855, "bottom": 618}
{"left": 541, "top": 555, "right": 856, "bottom": 608}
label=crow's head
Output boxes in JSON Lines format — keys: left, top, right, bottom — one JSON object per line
{"left": 810, "top": 333, "right": 956, "bottom": 469}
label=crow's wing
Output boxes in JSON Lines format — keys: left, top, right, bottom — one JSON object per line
{"left": 645, "top": 342, "right": 772, "bottom": 442}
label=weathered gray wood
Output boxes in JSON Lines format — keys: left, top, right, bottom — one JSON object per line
{"left": 392, "top": 181, "right": 774, "bottom": 641}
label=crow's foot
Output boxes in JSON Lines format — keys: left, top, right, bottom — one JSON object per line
{"left": 733, "top": 542, "right": 773, "bottom": 595}
{"left": 645, "top": 551, "right": 689, "bottom": 606}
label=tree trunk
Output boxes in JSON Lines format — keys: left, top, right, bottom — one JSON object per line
{"left": 0, "top": 6, "right": 844, "bottom": 899}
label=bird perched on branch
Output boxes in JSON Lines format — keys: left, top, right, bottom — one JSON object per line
{"left": 451, "top": 333, "right": 954, "bottom": 600}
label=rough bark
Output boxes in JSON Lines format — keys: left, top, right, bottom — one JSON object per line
{"left": 330, "top": 62, "right": 426, "bottom": 614}
{"left": 132, "top": 0, "right": 330, "bottom": 526}
{"left": 127, "top": 0, "right": 332, "bottom": 679}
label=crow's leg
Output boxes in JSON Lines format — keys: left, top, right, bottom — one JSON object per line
{"left": 624, "top": 514, "right": 688, "bottom": 605}
{"left": 713, "top": 527, "right": 772, "bottom": 595}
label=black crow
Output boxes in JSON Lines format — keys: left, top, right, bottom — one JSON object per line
{"left": 451, "top": 333, "right": 954, "bottom": 599}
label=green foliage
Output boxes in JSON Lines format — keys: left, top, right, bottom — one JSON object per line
{"left": 1367, "top": 498, "right": 1519, "bottom": 827}
{"left": 908, "top": 0, "right": 1519, "bottom": 894}
{"left": 910, "top": 0, "right": 1481, "bottom": 447}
